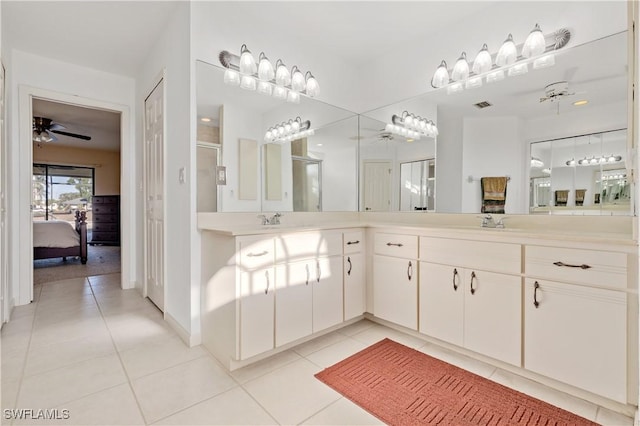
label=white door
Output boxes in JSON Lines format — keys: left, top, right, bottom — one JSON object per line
{"left": 274, "top": 260, "right": 312, "bottom": 347}
{"left": 144, "top": 79, "right": 165, "bottom": 311}
{"left": 373, "top": 255, "right": 417, "bottom": 330}
{"left": 362, "top": 161, "right": 391, "bottom": 211}
{"left": 312, "top": 255, "right": 343, "bottom": 332}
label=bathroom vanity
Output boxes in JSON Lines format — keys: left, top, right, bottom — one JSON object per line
{"left": 199, "top": 213, "right": 637, "bottom": 412}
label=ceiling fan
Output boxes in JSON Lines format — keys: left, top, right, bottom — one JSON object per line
{"left": 32, "top": 117, "right": 92, "bottom": 143}
{"left": 539, "top": 81, "right": 578, "bottom": 103}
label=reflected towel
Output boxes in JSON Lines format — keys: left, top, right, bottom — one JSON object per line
{"left": 481, "top": 177, "right": 508, "bottom": 201}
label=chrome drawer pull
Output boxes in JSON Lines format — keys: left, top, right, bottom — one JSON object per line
{"left": 264, "top": 270, "right": 270, "bottom": 295}
{"left": 305, "top": 264, "right": 310, "bottom": 285}
{"left": 347, "top": 240, "right": 360, "bottom": 245}
{"left": 316, "top": 260, "right": 321, "bottom": 282}
{"left": 247, "top": 251, "right": 268, "bottom": 257}
{"left": 386, "top": 242, "right": 404, "bottom": 247}
{"left": 553, "top": 261, "right": 591, "bottom": 270}
{"left": 533, "top": 281, "right": 540, "bottom": 308}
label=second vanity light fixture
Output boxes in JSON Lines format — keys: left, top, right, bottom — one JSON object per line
{"left": 220, "top": 45, "right": 320, "bottom": 104}
{"left": 431, "top": 24, "right": 571, "bottom": 93}
{"left": 565, "top": 154, "right": 623, "bottom": 166}
{"left": 385, "top": 111, "right": 439, "bottom": 140}
{"left": 264, "top": 117, "right": 315, "bottom": 143}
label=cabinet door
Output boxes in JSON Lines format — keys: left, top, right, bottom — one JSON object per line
{"left": 313, "top": 256, "right": 344, "bottom": 332}
{"left": 239, "top": 267, "right": 275, "bottom": 360}
{"left": 419, "top": 262, "right": 463, "bottom": 346}
{"left": 524, "top": 279, "right": 627, "bottom": 403}
{"left": 274, "top": 261, "right": 313, "bottom": 347}
{"left": 344, "top": 253, "right": 365, "bottom": 321}
{"left": 373, "top": 255, "right": 417, "bottom": 330}
{"left": 464, "top": 270, "right": 521, "bottom": 366}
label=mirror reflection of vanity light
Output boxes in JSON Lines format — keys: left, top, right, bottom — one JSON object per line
{"left": 573, "top": 100, "right": 589, "bottom": 106}
{"left": 200, "top": 117, "right": 212, "bottom": 122}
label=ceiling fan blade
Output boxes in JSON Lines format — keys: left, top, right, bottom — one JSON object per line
{"left": 49, "top": 123, "right": 66, "bottom": 131}
{"left": 51, "top": 130, "right": 91, "bottom": 140}
{"left": 46, "top": 130, "right": 58, "bottom": 142}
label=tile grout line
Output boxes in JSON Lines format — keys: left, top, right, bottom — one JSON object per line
{"left": 87, "top": 275, "right": 150, "bottom": 426}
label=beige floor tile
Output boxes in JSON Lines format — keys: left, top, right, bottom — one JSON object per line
{"left": 29, "top": 316, "right": 110, "bottom": 348}
{"left": 120, "top": 334, "right": 207, "bottom": 379}
{"left": 243, "top": 358, "right": 341, "bottom": 425}
{"left": 336, "top": 319, "right": 375, "bottom": 336}
{"left": 301, "top": 398, "right": 384, "bottom": 425}
{"left": 1, "top": 377, "right": 20, "bottom": 411}
{"left": 305, "top": 338, "right": 368, "bottom": 369}
{"left": 229, "top": 349, "right": 301, "bottom": 384}
{"left": 350, "top": 324, "right": 425, "bottom": 349}
{"left": 8, "top": 302, "right": 38, "bottom": 321}
{"left": 131, "top": 356, "right": 236, "bottom": 423}
{"left": 488, "top": 369, "right": 599, "bottom": 421}
{"left": 2, "top": 350, "right": 27, "bottom": 382}
{"left": 34, "top": 295, "right": 96, "bottom": 316}
{"left": 1, "top": 316, "right": 35, "bottom": 338}
{"left": 595, "top": 407, "right": 634, "bottom": 426}
{"left": 417, "top": 341, "right": 497, "bottom": 378}
{"left": 153, "top": 386, "right": 275, "bottom": 425}
{"left": 24, "top": 332, "right": 116, "bottom": 377}
{"left": 17, "top": 354, "right": 127, "bottom": 409}
{"left": 293, "top": 331, "right": 347, "bottom": 357}
{"left": 106, "top": 311, "right": 176, "bottom": 352}
{"left": 33, "top": 304, "right": 102, "bottom": 329}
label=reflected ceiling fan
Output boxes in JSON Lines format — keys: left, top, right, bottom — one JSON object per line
{"left": 32, "top": 117, "right": 92, "bottom": 143}
{"left": 539, "top": 81, "right": 580, "bottom": 103}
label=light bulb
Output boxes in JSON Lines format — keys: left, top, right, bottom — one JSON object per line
{"left": 305, "top": 72, "right": 320, "bottom": 97}
{"left": 472, "top": 44, "right": 492, "bottom": 74}
{"left": 257, "top": 53, "right": 275, "bottom": 81}
{"left": 486, "top": 69, "right": 505, "bottom": 84}
{"left": 239, "top": 44, "right": 257, "bottom": 75}
{"left": 287, "top": 90, "right": 300, "bottom": 104}
{"left": 284, "top": 122, "right": 292, "bottom": 133}
{"left": 41, "top": 132, "right": 52, "bottom": 142}
{"left": 507, "top": 63, "right": 528, "bottom": 77}
{"left": 275, "top": 60, "right": 291, "bottom": 86}
{"left": 292, "top": 119, "right": 300, "bottom": 132}
{"left": 240, "top": 75, "right": 256, "bottom": 91}
{"left": 32, "top": 130, "right": 41, "bottom": 142}
{"left": 273, "top": 86, "right": 287, "bottom": 100}
{"left": 257, "top": 81, "right": 273, "bottom": 96}
{"left": 496, "top": 34, "right": 517, "bottom": 67}
{"left": 223, "top": 68, "right": 240, "bottom": 86}
{"left": 291, "top": 66, "right": 306, "bottom": 92}
{"left": 265, "top": 130, "right": 273, "bottom": 140}
{"left": 431, "top": 60, "right": 450, "bottom": 88}
{"left": 522, "top": 24, "right": 546, "bottom": 58}
{"left": 385, "top": 123, "right": 394, "bottom": 132}
{"left": 404, "top": 114, "right": 413, "bottom": 127}
{"left": 451, "top": 52, "right": 470, "bottom": 81}
{"left": 278, "top": 126, "right": 285, "bottom": 136}
{"left": 431, "top": 122, "right": 439, "bottom": 136}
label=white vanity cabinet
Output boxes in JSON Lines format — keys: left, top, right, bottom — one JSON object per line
{"left": 343, "top": 230, "right": 365, "bottom": 321}
{"left": 373, "top": 233, "right": 418, "bottom": 330}
{"left": 419, "top": 237, "right": 521, "bottom": 366}
{"left": 524, "top": 245, "right": 629, "bottom": 403}
{"left": 275, "top": 230, "right": 344, "bottom": 344}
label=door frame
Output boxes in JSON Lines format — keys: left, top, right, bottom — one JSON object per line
{"left": 18, "top": 85, "right": 133, "bottom": 305}
{"left": 142, "top": 71, "right": 167, "bottom": 310}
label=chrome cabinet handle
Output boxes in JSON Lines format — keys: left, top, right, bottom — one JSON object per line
{"left": 407, "top": 261, "right": 413, "bottom": 281}
{"left": 452, "top": 268, "right": 459, "bottom": 291}
{"left": 305, "top": 264, "right": 310, "bottom": 285}
{"left": 534, "top": 281, "right": 540, "bottom": 308}
{"left": 470, "top": 271, "right": 477, "bottom": 295}
{"left": 347, "top": 256, "right": 352, "bottom": 276}
{"left": 247, "top": 250, "right": 268, "bottom": 257}
{"left": 553, "top": 261, "right": 591, "bottom": 270}
{"left": 387, "top": 242, "right": 404, "bottom": 247}
{"left": 316, "top": 260, "right": 321, "bottom": 282}
{"left": 264, "top": 270, "right": 270, "bottom": 295}
{"left": 347, "top": 240, "right": 360, "bottom": 245}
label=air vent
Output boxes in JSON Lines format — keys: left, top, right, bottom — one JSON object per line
{"left": 473, "top": 101, "right": 493, "bottom": 109}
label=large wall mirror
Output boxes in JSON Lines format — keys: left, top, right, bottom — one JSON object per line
{"left": 357, "top": 30, "right": 630, "bottom": 215}
{"left": 196, "top": 60, "right": 359, "bottom": 213}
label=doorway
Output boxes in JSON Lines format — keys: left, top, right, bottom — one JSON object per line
{"left": 362, "top": 160, "right": 392, "bottom": 211}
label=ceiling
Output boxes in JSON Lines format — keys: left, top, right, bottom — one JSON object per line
{"left": 33, "top": 99, "right": 121, "bottom": 151}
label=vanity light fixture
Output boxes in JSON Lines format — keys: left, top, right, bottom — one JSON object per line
{"left": 200, "top": 117, "right": 212, "bottom": 123}
{"left": 531, "top": 157, "right": 544, "bottom": 168}
{"left": 566, "top": 154, "right": 622, "bottom": 166}
{"left": 220, "top": 45, "right": 320, "bottom": 103}
{"left": 430, "top": 24, "right": 570, "bottom": 92}
{"left": 385, "top": 111, "right": 439, "bottom": 140}
{"left": 264, "top": 117, "right": 314, "bottom": 143}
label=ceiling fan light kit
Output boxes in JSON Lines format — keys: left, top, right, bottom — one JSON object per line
{"left": 32, "top": 116, "right": 92, "bottom": 143}
{"left": 430, "top": 24, "right": 570, "bottom": 92}
{"left": 220, "top": 45, "right": 319, "bottom": 103}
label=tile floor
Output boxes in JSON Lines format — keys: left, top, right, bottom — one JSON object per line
{"left": 1, "top": 273, "right": 635, "bottom": 425}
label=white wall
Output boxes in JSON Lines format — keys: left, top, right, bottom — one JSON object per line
{"left": 461, "top": 116, "right": 525, "bottom": 214}
{"left": 5, "top": 49, "right": 136, "bottom": 306}
{"left": 137, "top": 3, "right": 195, "bottom": 339}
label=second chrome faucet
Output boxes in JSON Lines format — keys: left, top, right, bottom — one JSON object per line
{"left": 258, "top": 212, "right": 283, "bottom": 225}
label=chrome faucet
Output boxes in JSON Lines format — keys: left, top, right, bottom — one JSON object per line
{"left": 478, "top": 214, "right": 496, "bottom": 228}
{"left": 258, "top": 214, "right": 269, "bottom": 225}
{"left": 258, "top": 213, "right": 283, "bottom": 225}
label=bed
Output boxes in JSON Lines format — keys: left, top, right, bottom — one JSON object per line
{"left": 33, "top": 211, "right": 88, "bottom": 264}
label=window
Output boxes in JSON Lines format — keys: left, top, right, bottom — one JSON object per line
{"left": 32, "top": 164, "right": 95, "bottom": 223}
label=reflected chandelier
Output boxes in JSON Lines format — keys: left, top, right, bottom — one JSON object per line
{"left": 220, "top": 45, "right": 319, "bottom": 104}
{"left": 385, "top": 111, "right": 438, "bottom": 140}
{"left": 431, "top": 24, "right": 570, "bottom": 93}
{"left": 264, "top": 117, "right": 314, "bottom": 143}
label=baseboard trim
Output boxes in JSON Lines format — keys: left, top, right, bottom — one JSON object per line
{"left": 164, "top": 311, "right": 201, "bottom": 347}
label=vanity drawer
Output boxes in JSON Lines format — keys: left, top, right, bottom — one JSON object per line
{"left": 343, "top": 230, "right": 364, "bottom": 254}
{"left": 421, "top": 237, "right": 520, "bottom": 275}
{"left": 239, "top": 237, "right": 275, "bottom": 270}
{"left": 374, "top": 233, "right": 418, "bottom": 259}
{"left": 525, "top": 245, "right": 627, "bottom": 290}
{"left": 276, "top": 230, "right": 342, "bottom": 263}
